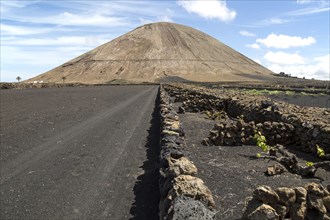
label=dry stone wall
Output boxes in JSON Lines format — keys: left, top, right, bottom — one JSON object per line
{"left": 162, "top": 84, "right": 330, "bottom": 219}
{"left": 243, "top": 183, "right": 330, "bottom": 220}
{"left": 163, "top": 84, "right": 330, "bottom": 155}
{"left": 159, "top": 86, "right": 216, "bottom": 219}
{"left": 206, "top": 120, "right": 297, "bottom": 148}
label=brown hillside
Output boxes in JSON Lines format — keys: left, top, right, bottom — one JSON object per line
{"left": 28, "top": 22, "right": 274, "bottom": 83}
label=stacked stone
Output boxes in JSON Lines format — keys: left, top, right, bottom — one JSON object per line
{"left": 283, "top": 116, "right": 330, "bottom": 153}
{"left": 243, "top": 183, "right": 330, "bottom": 220}
{"left": 259, "top": 121, "right": 296, "bottom": 146}
{"left": 205, "top": 119, "right": 298, "bottom": 147}
{"left": 206, "top": 120, "right": 255, "bottom": 146}
{"left": 163, "top": 84, "right": 330, "bottom": 155}
{"left": 164, "top": 85, "right": 226, "bottom": 113}
{"left": 159, "top": 86, "right": 216, "bottom": 220}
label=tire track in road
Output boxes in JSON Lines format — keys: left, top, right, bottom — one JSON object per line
{"left": 63, "top": 86, "right": 159, "bottom": 220}
{"left": 0, "top": 86, "right": 154, "bottom": 185}
{"left": 1, "top": 86, "right": 160, "bottom": 220}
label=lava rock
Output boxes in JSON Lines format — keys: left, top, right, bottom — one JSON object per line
{"left": 294, "top": 187, "right": 308, "bottom": 203}
{"left": 167, "top": 175, "right": 216, "bottom": 209}
{"left": 290, "top": 201, "right": 307, "bottom": 220}
{"left": 266, "top": 164, "right": 285, "bottom": 176}
{"left": 166, "top": 195, "right": 215, "bottom": 220}
{"left": 167, "top": 157, "right": 198, "bottom": 177}
{"left": 247, "top": 204, "right": 279, "bottom": 220}
{"left": 253, "top": 186, "right": 280, "bottom": 204}
{"left": 275, "top": 187, "right": 296, "bottom": 206}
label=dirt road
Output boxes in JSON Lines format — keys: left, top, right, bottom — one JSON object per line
{"left": 0, "top": 85, "right": 160, "bottom": 220}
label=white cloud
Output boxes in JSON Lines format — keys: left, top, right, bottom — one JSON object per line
{"left": 139, "top": 15, "right": 173, "bottom": 25}
{"left": 257, "top": 34, "right": 316, "bottom": 49}
{"left": 0, "top": 34, "right": 112, "bottom": 82}
{"left": 139, "top": 18, "right": 154, "bottom": 25}
{"left": 246, "top": 43, "right": 260, "bottom": 49}
{"left": 166, "top": 8, "right": 174, "bottom": 14}
{"left": 0, "top": 1, "right": 32, "bottom": 13}
{"left": 295, "top": 0, "right": 328, "bottom": 5}
{"left": 178, "top": 0, "right": 236, "bottom": 22}
{"left": 253, "top": 59, "right": 261, "bottom": 64}
{"left": 296, "top": 0, "right": 314, "bottom": 4}
{"left": 1, "top": 45, "right": 94, "bottom": 82}
{"left": 52, "top": 12, "right": 128, "bottom": 26}
{"left": 239, "top": 30, "right": 256, "bottom": 37}
{"left": 1, "top": 45, "right": 90, "bottom": 66}
{"left": 1, "top": 1, "right": 175, "bottom": 27}
{"left": 246, "top": 17, "right": 289, "bottom": 28}
{"left": 6, "top": 12, "right": 130, "bottom": 27}
{"left": 288, "top": 6, "right": 329, "bottom": 16}
{"left": 314, "top": 54, "right": 330, "bottom": 63}
{"left": 246, "top": 3, "right": 329, "bottom": 28}
{"left": 1, "top": 24, "right": 53, "bottom": 35}
{"left": 159, "top": 15, "right": 173, "bottom": 22}
{"left": 268, "top": 18, "right": 287, "bottom": 24}
{"left": 0, "top": 0, "right": 37, "bottom": 9}
{"left": 264, "top": 51, "right": 306, "bottom": 65}
{"left": 1, "top": 1, "right": 179, "bottom": 82}
{"left": 2, "top": 36, "right": 109, "bottom": 47}
{"left": 266, "top": 53, "right": 329, "bottom": 80}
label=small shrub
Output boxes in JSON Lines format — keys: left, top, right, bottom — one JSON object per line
{"left": 305, "top": 161, "right": 314, "bottom": 167}
{"left": 316, "top": 144, "right": 325, "bottom": 158}
{"left": 267, "top": 90, "right": 281, "bottom": 95}
{"left": 285, "top": 91, "right": 295, "bottom": 96}
{"left": 254, "top": 130, "right": 270, "bottom": 152}
{"left": 204, "top": 110, "right": 222, "bottom": 120}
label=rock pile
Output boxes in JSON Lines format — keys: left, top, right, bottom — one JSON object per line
{"left": 159, "top": 86, "right": 216, "bottom": 219}
{"left": 206, "top": 119, "right": 255, "bottom": 146}
{"left": 164, "top": 84, "right": 330, "bottom": 156}
{"left": 243, "top": 183, "right": 330, "bottom": 220}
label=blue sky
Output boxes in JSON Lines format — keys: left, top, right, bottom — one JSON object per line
{"left": 1, "top": 0, "right": 329, "bottom": 82}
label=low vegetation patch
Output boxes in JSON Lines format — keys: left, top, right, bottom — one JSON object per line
{"left": 242, "top": 88, "right": 327, "bottom": 97}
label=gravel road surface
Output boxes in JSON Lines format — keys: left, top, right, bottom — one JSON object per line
{"left": 0, "top": 85, "right": 160, "bottom": 220}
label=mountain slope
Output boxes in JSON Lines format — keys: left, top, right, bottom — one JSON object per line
{"left": 28, "top": 22, "right": 274, "bottom": 83}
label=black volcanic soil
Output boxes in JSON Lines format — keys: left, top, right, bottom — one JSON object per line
{"left": 180, "top": 112, "right": 330, "bottom": 220}
{"left": 266, "top": 93, "right": 329, "bottom": 108}
{"left": 0, "top": 85, "right": 160, "bottom": 220}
